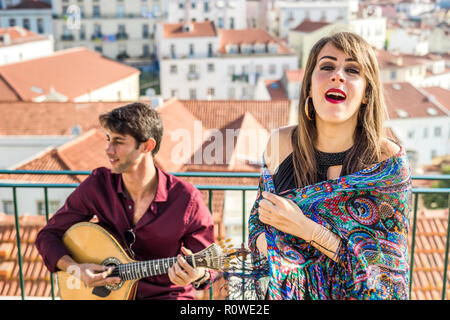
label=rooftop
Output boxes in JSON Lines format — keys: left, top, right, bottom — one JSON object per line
{"left": 0, "top": 47, "right": 140, "bottom": 102}
{"left": 162, "top": 21, "right": 218, "bottom": 39}
{"left": 291, "top": 19, "right": 331, "bottom": 33}
{"left": 0, "top": 26, "right": 47, "bottom": 48}
{"left": 383, "top": 82, "right": 449, "bottom": 119}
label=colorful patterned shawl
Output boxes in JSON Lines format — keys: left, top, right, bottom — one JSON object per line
{"left": 244, "top": 146, "right": 412, "bottom": 300}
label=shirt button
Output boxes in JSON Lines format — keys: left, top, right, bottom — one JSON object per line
{"left": 128, "top": 205, "right": 132, "bottom": 210}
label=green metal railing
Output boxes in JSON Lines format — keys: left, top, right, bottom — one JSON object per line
{"left": 0, "top": 170, "right": 449, "bottom": 300}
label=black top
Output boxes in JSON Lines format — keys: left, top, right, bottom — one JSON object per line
{"left": 272, "top": 148, "right": 351, "bottom": 193}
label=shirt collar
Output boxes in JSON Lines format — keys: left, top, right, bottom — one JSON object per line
{"left": 115, "top": 165, "right": 168, "bottom": 203}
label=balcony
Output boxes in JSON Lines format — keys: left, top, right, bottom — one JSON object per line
{"left": 0, "top": 170, "right": 449, "bottom": 300}
{"left": 115, "top": 33, "right": 129, "bottom": 40}
{"left": 60, "top": 34, "right": 74, "bottom": 41}
{"left": 90, "top": 33, "right": 103, "bottom": 41}
{"left": 187, "top": 71, "right": 200, "bottom": 81}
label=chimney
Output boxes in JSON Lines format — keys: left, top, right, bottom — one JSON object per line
{"left": 1, "top": 33, "right": 10, "bottom": 45}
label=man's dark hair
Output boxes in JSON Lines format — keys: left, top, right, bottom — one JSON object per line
{"left": 99, "top": 102, "right": 163, "bottom": 156}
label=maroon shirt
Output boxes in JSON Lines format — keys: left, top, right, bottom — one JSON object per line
{"left": 35, "top": 166, "right": 215, "bottom": 300}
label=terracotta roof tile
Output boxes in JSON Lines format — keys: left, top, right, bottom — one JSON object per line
{"left": 265, "top": 80, "right": 288, "bottom": 100}
{"left": 409, "top": 209, "right": 450, "bottom": 299}
{"left": 218, "top": 29, "right": 293, "bottom": 55}
{"left": 6, "top": 0, "right": 51, "bottom": 9}
{"left": 383, "top": 82, "right": 448, "bottom": 119}
{"left": 291, "top": 19, "right": 331, "bottom": 33}
{"left": 180, "top": 100, "right": 290, "bottom": 132}
{"left": 375, "top": 49, "right": 427, "bottom": 69}
{"left": 0, "top": 101, "right": 124, "bottom": 135}
{"left": 0, "top": 47, "right": 140, "bottom": 101}
{"left": 422, "top": 87, "right": 450, "bottom": 111}
{"left": 0, "top": 27, "right": 47, "bottom": 48}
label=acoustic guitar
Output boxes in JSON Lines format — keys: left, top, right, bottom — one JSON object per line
{"left": 56, "top": 222, "right": 240, "bottom": 300}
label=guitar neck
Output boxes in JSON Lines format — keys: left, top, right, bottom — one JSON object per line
{"left": 115, "top": 255, "right": 195, "bottom": 281}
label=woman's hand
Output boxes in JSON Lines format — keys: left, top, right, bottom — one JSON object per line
{"left": 259, "top": 191, "right": 314, "bottom": 242}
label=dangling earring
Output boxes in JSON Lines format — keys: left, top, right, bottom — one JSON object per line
{"left": 304, "top": 96, "right": 313, "bottom": 121}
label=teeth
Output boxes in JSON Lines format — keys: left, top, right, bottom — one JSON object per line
{"left": 327, "top": 92, "right": 345, "bottom": 98}
{"left": 326, "top": 91, "right": 346, "bottom": 100}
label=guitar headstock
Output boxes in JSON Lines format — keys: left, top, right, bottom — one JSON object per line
{"left": 191, "top": 239, "right": 251, "bottom": 271}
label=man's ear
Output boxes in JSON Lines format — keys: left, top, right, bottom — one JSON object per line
{"left": 142, "top": 138, "right": 157, "bottom": 154}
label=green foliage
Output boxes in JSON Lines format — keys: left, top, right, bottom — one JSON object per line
{"left": 422, "top": 165, "right": 450, "bottom": 209}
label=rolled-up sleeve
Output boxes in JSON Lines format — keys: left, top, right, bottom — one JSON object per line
{"left": 35, "top": 179, "right": 94, "bottom": 273}
{"left": 182, "top": 191, "right": 216, "bottom": 289}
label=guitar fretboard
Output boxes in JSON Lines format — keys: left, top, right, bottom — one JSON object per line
{"left": 113, "top": 256, "right": 195, "bottom": 281}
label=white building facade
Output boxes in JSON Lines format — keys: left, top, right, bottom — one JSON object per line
{"left": 157, "top": 21, "right": 298, "bottom": 100}
{"left": 52, "top": 0, "right": 164, "bottom": 61}
{"left": 0, "top": 1, "right": 53, "bottom": 36}
{"left": 267, "top": 0, "right": 358, "bottom": 38}
{"left": 0, "top": 27, "right": 54, "bottom": 65}
{"left": 166, "top": 0, "right": 247, "bottom": 29}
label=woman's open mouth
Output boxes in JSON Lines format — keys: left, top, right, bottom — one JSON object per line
{"left": 325, "top": 88, "right": 347, "bottom": 104}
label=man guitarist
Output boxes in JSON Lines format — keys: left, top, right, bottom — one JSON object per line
{"left": 36, "top": 102, "right": 215, "bottom": 300}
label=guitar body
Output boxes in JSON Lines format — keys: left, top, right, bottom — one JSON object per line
{"left": 57, "top": 222, "right": 138, "bottom": 300}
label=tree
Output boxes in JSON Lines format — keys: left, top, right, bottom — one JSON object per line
{"left": 423, "top": 165, "right": 450, "bottom": 209}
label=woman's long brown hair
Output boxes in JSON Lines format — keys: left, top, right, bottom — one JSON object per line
{"left": 292, "top": 32, "right": 388, "bottom": 187}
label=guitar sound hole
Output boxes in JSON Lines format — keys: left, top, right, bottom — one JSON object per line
{"left": 102, "top": 257, "right": 124, "bottom": 291}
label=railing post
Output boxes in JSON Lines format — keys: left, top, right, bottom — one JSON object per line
{"left": 12, "top": 187, "right": 25, "bottom": 300}
{"left": 441, "top": 194, "right": 450, "bottom": 300}
{"left": 208, "top": 189, "right": 213, "bottom": 300}
{"left": 409, "top": 193, "right": 419, "bottom": 299}
{"left": 44, "top": 187, "right": 56, "bottom": 300}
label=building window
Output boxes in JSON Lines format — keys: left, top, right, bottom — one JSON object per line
{"left": 207, "top": 87, "right": 215, "bottom": 97}
{"left": 79, "top": 24, "right": 86, "bottom": 40}
{"left": 423, "top": 127, "right": 428, "bottom": 138}
{"left": 143, "top": 44, "right": 150, "bottom": 57}
{"left": 228, "top": 65, "right": 235, "bottom": 75}
{"left": 141, "top": 5, "right": 148, "bottom": 17}
{"left": 2, "top": 200, "right": 14, "bottom": 215}
{"left": 171, "top": 89, "right": 178, "bottom": 97}
{"left": 178, "top": 0, "right": 184, "bottom": 9}
{"left": 93, "top": 24, "right": 102, "bottom": 38}
{"left": 191, "top": 0, "right": 196, "bottom": 9}
{"left": 189, "top": 64, "right": 197, "bottom": 73}
{"left": 23, "top": 18, "right": 30, "bottom": 30}
{"left": 269, "top": 64, "right": 276, "bottom": 75}
{"left": 228, "top": 87, "right": 236, "bottom": 100}
{"left": 142, "top": 24, "right": 149, "bottom": 38}
{"left": 204, "top": 0, "right": 210, "bottom": 13}
{"left": 434, "top": 126, "right": 442, "bottom": 137}
{"left": 170, "top": 64, "right": 177, "bottom": 74}
{"left": 37, "top": 201, "right": 61, "bottom": 215}
{"left": 189, "top": 44, "right": 195, "bottom": 56}
{"left": 9, "top": 19, "right": 16, "bottom": 27}
{"left": 170, "top": 44, "right": 176, "bottom": 58}
{"left": 230, "top": 17, "right": 235, "bottom": 29}
{"left": 93, "top": 5, "right": 100, "bottom": 18}
{"left": 208, "top": 43, "right": 213, "bottom": 57}
{"left": 37, "top": 18, "right": 44, "bottom": 34}
{"left": 94, "top": 45, "right": 102, "bottom": 53}
{"left": 390, "top": 70, "right": 396, "bottom": 80}
{"left": 255, "top": 64, "right": 263, "bottom": 76}
{"left": 117, "top": 5, "right": 125, "bottom": 18}
{"left": 189, "top": 88, "right": 197, "bottom": 99}
{"left": 207, "top": 63, "right": 215, "bottom": 72}
{"left": 407, "top": 130, "right": 415, "bottom": 139}
{"left": 218, "top": 17, "right": 224, "bottom": 28}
